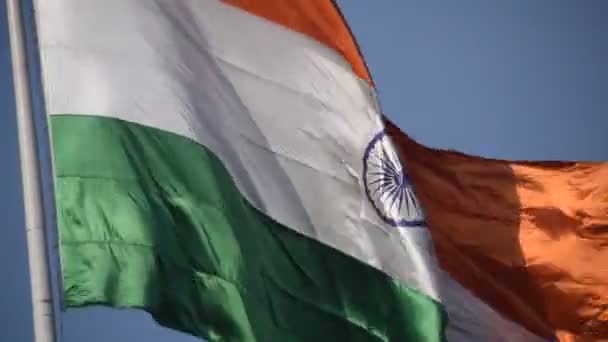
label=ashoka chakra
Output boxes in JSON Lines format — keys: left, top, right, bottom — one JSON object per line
{"left": 363, "top": 131, "right": 425, "bottom": 227}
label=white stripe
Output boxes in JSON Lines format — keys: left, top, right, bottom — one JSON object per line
{"left": 36, "top": 0, "right": 545, "bottom": 340}
{"left": 440, "top": 272, "right": 547, "bottom": 342}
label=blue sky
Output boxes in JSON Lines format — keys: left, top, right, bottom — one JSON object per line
{"left": 1, "top": 1, "right": 607, "bottom": 341}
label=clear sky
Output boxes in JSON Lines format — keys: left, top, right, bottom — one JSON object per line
{"left": 1, "top": 1, "right": 607, "bottom": 341}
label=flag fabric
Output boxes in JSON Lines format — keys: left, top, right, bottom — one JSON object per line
{"left": 33, "top": 0, "right": 606, "bottom": 341}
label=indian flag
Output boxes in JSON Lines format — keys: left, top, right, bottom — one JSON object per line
{"left": 34, "top": 0, "right": 608, "bottom": 341}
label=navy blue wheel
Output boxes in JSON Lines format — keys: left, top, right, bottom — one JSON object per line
{"left": 363, "top": 131, "right": 425, "bottom": 227}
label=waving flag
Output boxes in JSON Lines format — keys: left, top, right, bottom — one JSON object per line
{"left": 33, "top": 0, "right": 608, "bottom": 341}
{"left": 36, "top": 1, "right": 445, "bottom": 341}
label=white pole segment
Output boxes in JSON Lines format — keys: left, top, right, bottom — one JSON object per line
{"left": 6, "top": 1, "right": 57, "bottom": 341}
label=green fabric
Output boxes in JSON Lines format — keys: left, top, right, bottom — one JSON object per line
{"left": 52, "top": 114, "right": 447, "bottom": 342}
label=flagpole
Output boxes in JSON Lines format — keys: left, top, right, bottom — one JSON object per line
{"left": 6, "top": 0, "right": 57, "bottom": 341}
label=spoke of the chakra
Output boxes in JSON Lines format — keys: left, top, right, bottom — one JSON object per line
{"left": 380, "top": 157, "right": 400, "bottom": 176}
{"left": 369, "top": 171, "right": 396, "bottom": 178}
{"left": 372, "top": 179, "right": 394, "bottom": 198}
{"left": 369, "top": 175, "right": 394, "bottom": 186}
{"left": 402, "top": 187, "right": 411, "bottom": 216}
{"left": 380, "top": 184, "right": 397, "bottom": 204}
{"left": 371, "top": 145, "right": 397, "bottom": 173}
{"left": 404, "top": 190, "right": 420, "bottom": 217}
{"left": 385, "top": 183, "right": 403, "bottom": 211}
{"left": 384, "top": 185, "right": 399, "bottom": 206}
{"left": 396, "top": 187, "right": 405, "bottom": 214}
{"left": 387, "top": 189, "right": 402, "bottom": 215}
{"left": 373, "top": 151, "right": 400, "bottom": 176}
{"left": 369, "top": 180, "right": 394, "bottom": 197}
{"left": 369, "top": 175, "right": 395, "bottom": 188}
{"left": 369, "top": 160, "right": 397, "bottom": 177}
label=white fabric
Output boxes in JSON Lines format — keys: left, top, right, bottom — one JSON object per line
{"left": 35, "top": 0, "right": 545, "bottom": 340}
{"left": 440, "top": 271, "right": 547, "bottom": 342}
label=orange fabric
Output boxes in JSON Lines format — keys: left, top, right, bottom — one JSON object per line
{"left": 222, "top": 0, "right": 372, "bottom": 84}
{"left": 386, "top": 120, "right": 608, "bottom": 341}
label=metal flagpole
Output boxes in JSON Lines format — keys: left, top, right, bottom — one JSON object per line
{"left": 6, "top": 0, "right": 57, "bottom": 341}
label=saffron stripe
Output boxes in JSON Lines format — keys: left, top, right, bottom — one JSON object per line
{"left": 387, "top": 119, "right": 608, "bottom": 340}
{"left": 222, "top": 0, "right": 372, "bottom": 83}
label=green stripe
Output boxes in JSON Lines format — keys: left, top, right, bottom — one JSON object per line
{"left": 52, "top": 115, "right": 447, "bottom": 342}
